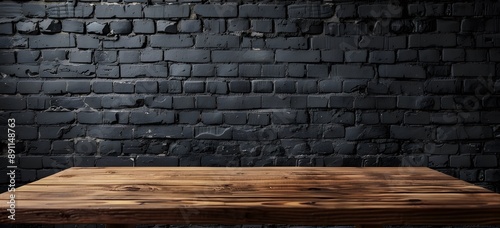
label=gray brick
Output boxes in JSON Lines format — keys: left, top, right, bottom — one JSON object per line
{"left": 419, "top": 49, "right": 440, "bottom": 62}
{"left": 297, "top": 20, "right": 323, "bottom": 34}
{"left": 76, "top": 35, "right": 100, "bottom": 49}
{"left": 179, "top": 20, "right": 201, "bottom": 33}
{"left": 262, "top": 96, "right": 291, "bottom": 108}
{"left": 275, "top": 80, "right": 296, "bottom": 93}
{"left": 409, "top": 34, "right": 456, "bottom": 48}
{"left": 195, "top": 35, "right": 239, "bottom": 48}
{"left": 77, "top": 111, "right": 102, "bottom": 124}
{"left": 140, "top": 48, "right": 163, "bottom": 62}
{"left": 452, "top": 63, "right": 496, "bottom": 77}
{"left": 296, "top": 80, "right": 317, "bottom": 94}
{"left": 224, "top": 113, "right": 247, "bottom": 125}
{"left": 334, "top": 4, "right": 356, "bottom": 18}
{"left": 318, "top": 80, "right": 341, "bottom": 93}
{"left": 0, "top": 36, "right": 28, "bottom": 48}
{"left": 206, "top": 81, "right": 228, "bottom": 94}
{"left": 156, "top": 20, "right": 177, "bottom": 33}
{"left": 201, "top": 112, "right": 223, "bottom": 125}
{"left": 164, "top": 49, "right": 209, "bottom": 63}
{"left": 92, "top": 81, "right": 113, "bottom": 94}
{"left": 345, "top": 50, "right": 367, "bottom": 63}
{"left": 98, "top": 141, "right": 121, "bottom": 156}
{"left": 358, "top": 4, "right": 402, "bottom": 18}
{"left": 88, "top": 125, "right": 134, "bottom": 139}
{"left": 321, "top": 50, "right": 343, "bottom": 62}
{"left": 96, "top": 65, "right": 119, "bottom": 78}
{"left": 425, "top": 79, "right": 459, "bottom": 94}
{"left": 252, "top": 80, "right": 273, "bottom": 93}
{"left": 118, "top": 50, "right": 140, "bottom": 64}
{"left": 178, "top": 111, "right": 199, "bottom": 124}
{"left": 23, "top": 3, "right": 46, "bottom": 17}
{"left": 436, "top": 19, "right": 460, "bottom": 33}
{"left": 331, "top": 65, "right": 374, "bottom": 79}
{"left": 369, "top": 51, "right": 395, "bottom": 64}
{"left": 52, "top": 141, "right": 74, "bottom": 154}
{"left": 96, "top": 157, "right": 133, "bottom": 167}
{"left": 345, "top": 126, "right": 387, "bottom": 141}
{"left": 228, "top": 18, "right": 249, "bottom": 31}
{"left": 218, "top": 96, "right": 261, "bottom": 110}
{"left": 437, "top": 126, "right": 493, "bottom": 141}
{"left": 288, "top": 4, "right": 333, "bottom": 18}
{"left": 170, "top": 64, "right": 191, "bottom": 77}
{"left": 135, "top": 81, "right": 158, "bottom": 93}
{"left": 272, "top": 110, "right": 308, "bottom": 125}
{"left": 192, "top": 64, "right": 215, "bottom": 77}
{"left": 144, "top": 5, "right": 189, "bottom": 18}
{"left": 69, "top": 50, "right": 92, "bottom": 64}
{"left": 67, "top": 80, "right": 91, "bottom": 94}
{"left": 275, "top": 19, "right": 297, "bottom": 33}
{"left": 203, "top": 19, "right": 226, "bottom": 34}
{"left": 306, "top": 64, "right": 328, "bottom": 78}
{"left": 16, "top": 50, "right": 40, "bottom": 63}
{"left": 95, "top": 4, "right": 142, "bottom": 18}
{"left": 239, "top": 4, "right": 286, "bottom": 18}
{"left": 0, "top": 2, "right": 21, "bottom": 18}
{"left": 265, "top": 37, "right": 306, "bottom": 49}
{"left": 184, "top": 81, "right": 205, "bottom": 93}
{"left": 103, "top": 35, "right": 145, "bottom": 49}
{"left": 484, "top": 141, "right": 500, "bottom": 153}
{"left": 379, "top": 65, "right": 426, "bottom": 79}
{"left": 110, "top": 20, "right": 132, "bottom": 34}
{"left": 474, "top": 155, "right": 498, "bottom": 168}
{"left": 398, "top": 96, "right": 440, "bottom": 110}
{"left": 216, "top": 64, "right": 238, "bottom": 77}
{"left": 194, "top": 4, "right": 237, "bottom": 18}
{"left": 62, "top": 20, "right": 84, "bottom": 33}
{"left": 150, "top": 35, "right": 193, "bottom": 48}
{"left": 113, "top": 81, "right": 134, "bottom": 93}
{"left": 404, "top": 112, "right": 430, "bottom": 125}
{"left": 40, "top": 19, "right": 61, "bottom": 33}
{"left": 450, "top": 155, "right": 471, "bottom": 168}
{"left": 42, "top": 81, "right": 66, "bottom": 94}
{"left": 133, "top": 19, "right": 155, "bottom": 34}
{"left": 212, "top": 50, "right": 273, "bottom": 63}
{"left": 159, "top": 80, "right": 181, "bottom": 93}
{"left": 30, "top": 34, "right": 75, "bottom": 48}
{"left": 276, "top": 50, "right": 319, "bottom": 63}
{"left": 130, "top": 111, "right": 174, "bottom": 124}
{"left": 136, "top": 155, "right": 178, "bottom": 167}
{"left": 229, "top": 80, "right": 251, "bottom": 93}
{"left": 173, "top": 97, "right": 195, "bottom": 110}
{"left": 485, "top": 169, "right": 500, "bottom": 182}
{"left": 0, "top": 80, "right": 16, "bottom": 94}
{"left": 195, "top": 96, "right": 216, "bottom": 109}
{"left": 452, "top": 3, "right": 474, "bottom": 16}
{"left": 391, "top": 126, "right": 433, "bottom": 140}
{"left": 251, "top": 20, "right": 273, "bottom": 33}
{"left": 287, "top": 64, "right": 305, "bottom": 77}
{"left": 47, "top": 3, "right": 93, "bottom": 18}
{"left": 0, "top": 22, "right": 13, "bottom": 35}
{"left": 37, "top": 112, "right": 74, "bottom": 124}
{"left": 260, "top": 65, "right": 284, "bottom": 78}
{"left": 145, "top": 95, "right": 172, "bottom": 109}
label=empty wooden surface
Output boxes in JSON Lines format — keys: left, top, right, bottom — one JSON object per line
{"left": 0, "top": 167, "right": 499, "bottom": 225}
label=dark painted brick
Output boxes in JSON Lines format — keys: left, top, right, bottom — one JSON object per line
{"left": 47, "top": 4, "right": 93, "bottom": 18}
{"left": 95, "top": 4, "right": 142, "bottom": 18}
{"left": 133, "top": 19, "right": 155, "bottom": 34}
{"left": 144, "top": 5, "right": 189, "bottom": 18}
{"left": 276, "top": 50, "right": 320, "bottom": 63}
{"left": 358, "top": 4, "right": 402, "bottom": 18}
{"left": 194, "top": 4, "right": 237, "bottom": 18}
{"left": 61, "top": 20, "right": 84, "bottom": 33}
{"left": 218, "top": 96, "right": 261, "bottom": 110}
{"left": 224, "top": 112, "right": 247, "bottom": 125}
{"left": 165, "top": 49, "right": 210, "bottom": 63}
{"left": 87, "top": 21, "right": 109, "bottom": 35}
{"left": 262, "top": 96, "right": 291, "bottom": 108}
{"left": 23, "top": 3, "right": 45, "bottom": 17}
{"left": 179, "top": 20, "right": 201, "bottom": 33}
{"left": 184, "top": 81, "right": 205, "bottom": 93}
{"left": 30, "top": 34, "right": 75, "bottom": 48}
{"left": 96, "top": 157, "right": 134, "bottom": 167}
{"left": 331, "top": 65, "right": 374, "bottom": 79}
{"left": 76, "top": 35, "right": 100, "bottom": 49}
{"left": 228, "top": 18, "right": 249, "bottom": 31}
{"left": 130, "top": 111, "right": 174, "bottom": 124}
{"left": 170, "top": 64, "right": 191, "bottom": 77}
{"left": 120, "top": 64, "right": 168, "bottom": 77}
{"left": 321, "top": 50, "right": 343, "bottom": 62}
{"left": 452, "top": 63, "right": 496, "bottom": 77}
{"left": 67, "top": 80, "right": 91, "bottom": 94}
{"left": 272, "top": 110, "right": 308, "bottom": 125}
{"left": 474, "top": 155, "right": 498, "bottom": 168}
{"left": 345, "top": 126, "right": 387, "bottom": 141}
{"left": 275, "top": 80, "right": 296, "bottom": 93}
{"left": 0, "top": 36, "right": 28, "bottom": 48}
{"left": 0, "top": 22, "right": 13, "bottom": 35}
{"left": 37, "top": 112, "right": 74, "bottom": 124}
{"left": 251, "top": 19, "right": 273, "bottom": 33}
{"left": 288, "top": 4, "right": 333, "bottom": 18}
{"left": 192, "top": 64, "right": 215, "bottom": 77}
{"left": 40, "top": 19, "right": 61, "bottom": 33}
{"left": 103, "top": 35, "right": 145, "bottom": 49}
{"left": 110, "top": 20, "right": 132, "bottom": 34}
{"left": 213, "top": 50, "right": 273, "bottom": 63}
{"left": 252, "top": 80, "right": 273, "bottom": 93}
{"left": 201, "top": 112, "right": 223, "bottom": 125}
{"left": 77, "top": 111, "right": 102, "bottom": 124}
{"left": 450, "top": 155, "right": 471, "bottom": 168}
{"left": 391, "top": 126, "right": 433, "bottom": 140}
{"left": 379, "top": 65, "right": 426, "bottom": 79}
{"left": 195, "top": 35, "right": 239, "bottom": 48}
{"left": 203, "top": 19, "right": 226, "bottom": 34}
{"left": 229, "top": 80, "right": 251, "bottom": 93}
{"left": 409, "top": 34, "right": 456, "bottom": 48}
{"left": 296, "top": 80, "right": 317, "bottom": 94}
{"left": 136, "top": 155, "right": 178, "bottom": 167}
{"left": 239, "top": 4, "right": 286, "bottom": 18}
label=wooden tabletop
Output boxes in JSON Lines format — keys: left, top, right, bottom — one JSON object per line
{"left": 1, "top": 167, "right": 500, "bottom": 225}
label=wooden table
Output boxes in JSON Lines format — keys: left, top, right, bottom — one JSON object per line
{"left": 1, "top": 167, "right": 500, "bottom": 227}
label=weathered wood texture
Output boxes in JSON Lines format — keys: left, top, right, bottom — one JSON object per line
{"left": 0, "top": 167, "right": 499, "bottom": 225}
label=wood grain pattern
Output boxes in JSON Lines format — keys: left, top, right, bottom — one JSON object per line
{"left": 0, "top": 167, "right": 499, "bottom": 225}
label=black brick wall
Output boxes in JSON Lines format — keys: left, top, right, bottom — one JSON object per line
{"left": 1, "top": 0, "right": 500, "bottom": 205}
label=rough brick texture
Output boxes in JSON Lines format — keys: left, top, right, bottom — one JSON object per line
{"left": 0, "top": 0, "right": 500, "bottom": 200}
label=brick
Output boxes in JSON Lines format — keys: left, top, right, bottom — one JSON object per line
{"left": 452, "top": 3, "right": 474, "bottom": 16}
{"left": 150, "top": 35, "right": 193, "bottom": 48}
{"left": 449, "top": 155, "right": 471, "bottom": 168}
{"left": 40, "top": 19, "right": 61, "bottom": 33}
{"left": 136, "top": 155, "right": 178, "bottom": 167}
{"left": 135, "top": 81, "right": 158, "bottom": 93}
{"left": 168, "top": 64, "right": 189, "bottom": 77}
{"left": 239, "top": 4, "right": 286, "bottom": 18}
{"left": 69, "top": 50, "right": 92, "bottom": 64}
{"left": 345, "top": 50, "right": 367, "bottom": 63}
{"left": 195, "top": 35, "right": 239, "bottom": 48}
{"left": 191, "top": 64, "right": 215, "bottom": 77}
{"left": 155, "top": 20, "right": 176, "bottom": 33}
{"left": 203, "top": 19, "right": 226, "bottom": 34}
{"left": 103, "top": 35, "right": 145, "bottom": 49}
{"left": 409, "top": 34, "right": 456, "bottom": 48}
{"left": 212, "top": 50, "right": 275, "bottom": 63}
{"left": 272, "top": 110, "right": 308, "bottom": 124}
{"left": 77, "top": 111, "right": 102, "bottom": 124}
{"left": 261, "top": 65, "right": 285, "bottom": 78}
{"left": 42, "top": 81, "right": 66, "bottom": 94}
{"left": 47, "top": 3, "right": 93, "bottom": 18}
{"left": 88, "top": 126, "right": 133, "bottom": 139}
{"left": 425, "top": 79, "right": 459, "bottom": 94}
{"left": 321, "top": 50, "right": 343, "bottom": 63}
{"left": 369, "top": 51, "right": 395, "bottom": 64}
{"left": 379, "top": 65, "right": 426, "bottom": 79}
{"left": 345, "top": 126, "right": 387, "bottom": 141}
{"left": 195, "top": 96, "right": 216, "bottom": 109}
{"left": 96, "top": 157, "right": 133, "bottom": 167}
{"left": 398, "top": 96, "right": 440, "bottom": 110}
{"left": 172, "top": 97, "right": 195, "bottom": 109}
{"left": 306, "top": 64, "right": 328, "bottom": 78}
{"left": 178, "top": 111, "right": 199, "bottom": 124}
{"left": 215, "top": 63, "right": 238, "bottom": 77}
{"left": 0, "top": 36, "right": 28, "bottom": 49}
{"left": 227, "top": 18, "right": 249, "bottom": 31}
{"left": 295, "top": 80, "right": 317, "bottom": 94}
{"left": 249, "top": 20, "right": 272, "bottom": 33}
{"left": 391, "top": 126, "right": 433, "bottom": 140}
{"left": 331, "top": 65, "right": 374, "bottom": 79}
{"left": 67, "top": 80, "right": 91, "bottom": 94}
{"left": 118, "top": 50, "right": 140, "bottom": 64}
{"left": 144, "top": 5, "right": 189, "bottom": 18}
{"left": 298, "top": 20, "right": 323, "bottom": 34}
{"left": 159, "top": 80, "right": 181, "bottom": 93}
{"left": 179, "top": 20, "right": 201, "bottom": 33}
{"left": 274, "top": 19, "right": 297, "bottom": 33}
{"left": 0, "top": 22, "right": 13, "bottom": 35}
{"left": 110, "top": 20, "right": 132, "bottom": 34}
{"left": 278, "top": 125, "right": 321, "bottom": 139}
{"left": 76, "top": 35, "right": 99, "bottom": 49}
{"left": 119, "top": 64, "right": 167, "bottom": 78}
{"left": 275, "top": 80, "right": 296, "bottom": 93}
{"left": 206, "top": 81, "right": 227, "bottom": 94}
{"left": 419, "top": 50, "right": 440, "bottom": 63}
{"left": 451, "top": 63, "right": 496, "bottom": 77}
{"left": 437, "top": 126, "right": 493, "bottom": 141}
{"left": 218, "top": 96, "right": 261, "bottom": 110}
{"left": 113, "top": 81, "right": 134, "bottom": 94}
{"left": 62, "top": 20, "right": 84, "bottom": 33}
{"left": 132, "top": 19, "right": 155, "bottom": 34}
{"left": 276, "top": 50, "right": 319, "bottom": 63}
{"left": 23, "top": 3, "right": 46, "bottom": 17}
{"left": 130, "top": 111, "right": 174, "bottom": 124}
{"left": 358, "top": 4, "right": 402, "bottom": 18}
{"left": 252, "top": 80, "right": 273, "bottom": 93}
{"left": 288, "top": 4, "right": 333, "bottom": 18}
{"left": 484, "top": 141, "right": 500, "bottom": 153}
{"left": 37, "top": 112, "right": 74, "bottom": 124}
{"left": 261, "top": 96, "right": 291, "bottom": 108}
{"left": 436, "top": 19, "right": 460, "bottom": 33}
{"left": 228, "top": 80, "right": 250, "bottom": 93}
{"left": 474, "top": 155, "right": 498, "bottom": 168}
{"left": 144, "top": 95, "right": 172, "bottom": 109}
{"left": 238, "top": 64, "right": 261, "bottom": 77}
{"left": 98, "top": 141, "right": 121, "bottom": 156}
{"left": 164, "top": 49, "right": 210, "bottom": 63}
{"left": 224, "top": 112, "right": 247, "bottom": 125}
{"left": 265, "top": 37, "right": 306, "bottom": 50}
{"left": 16, "top": 50, "right": 40, "bottom": 63}
{"left": 194, "top": 4, "right": 237, "bottom": 17}
{"left": 30, "top": 34, "right": 76, "bottom": 48}
{"left": 95, "top": 4, "right": 142, "bottom": 18}
{"left": 201, "top": 112, "right": 223, "bottom": 125}
{"left": 52, "top": 141, "right": 74, "bottom": 154}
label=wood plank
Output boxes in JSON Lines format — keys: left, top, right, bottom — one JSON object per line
{"left": 0, "top": 167, "right": 499, "bottom": 225}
